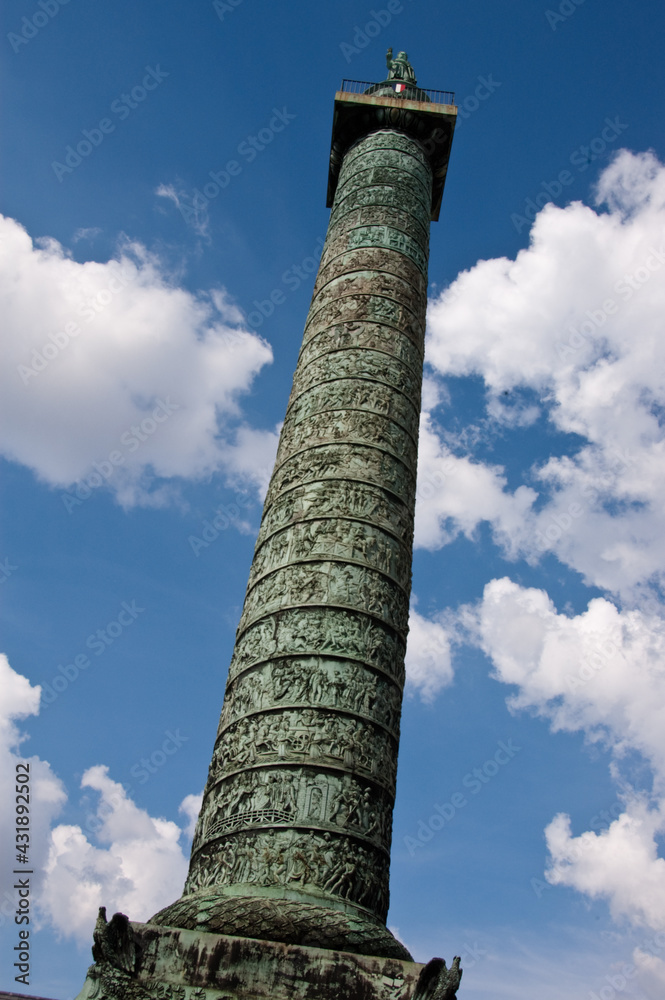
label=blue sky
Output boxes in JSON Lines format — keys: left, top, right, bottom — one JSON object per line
{"left": 2, "top": 1, "right": 665, "bottom": 997}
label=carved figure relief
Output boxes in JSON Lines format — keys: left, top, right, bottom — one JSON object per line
{"left": 275, "top": 409, "right": 416, "bottom": 474}
{"left": 264, "top": 443, "right": 416, "bottom": 510}
{"left": 211, "top": 708, "right": 397, "bottom": 790}
{"left": 238, "top": 559, "right": 409, "bottom": 636}
{"left": 218, "top": 657, "right": 402, "bottom": 742}
{"left": 339, "top": 154, "right": 429, "bottom": 192}
{"left": 257, "top": 479, "right": 413, "bottom": 548}
{"left": 284, "top": 384, "right": 420, "bottom": 448}
{"left": 229, "top": 606, "right": 406, "bottom": 683}
{"left": 304, "top": 292, "right": 424, "bottom": 346}
{"left": 346, "top": 226, "right": 428, "bottom": 275}
{"left": 177, "top": 126, "right": 434, "bottom": 941}
{"left": 330, "top": 181, "right": 431, "bottom": 231}
{"left": 297, "top": 323, "right": 424, "bottom": 375}
{"left": 291, "top": 348, "right": 420, "bottom": 400}
{"left": 305, "top": 272, "right": 424, "bottom": 337}
{"left": 185, "top": 829, "right": 390, "bottom": 919}
{"left": 306, "top": 270, "right": 425, "bottom": 322}
{"left": 248, "top": 518, "right": 410, "bottom": 590}
{"left": 321, "top": 200, "right": 430, "bottom": 256}
{"left": 330, "top": 207, "right": 431, "bottom": 258}
{"left": 336, "top": 151, "right": 431, "bottom": 202}
{"left": 314, "top": 245, "right": 427, "bottom": 300}
{"left": 196, "top": 766, "right": 393, "bottom": 852}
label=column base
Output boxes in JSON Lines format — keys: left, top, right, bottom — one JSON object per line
{"left": 74, "top": 909, "right": 462, "bottom": 999}
{"left": 151, "top": 885, "right": 410, "bottom": 960}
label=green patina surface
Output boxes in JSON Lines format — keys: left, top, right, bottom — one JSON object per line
{"left": 74, "top": 914, "right": 460, "bottom": 999}
{"left": 151, "top": 130, "right": 432, "bottom": 958}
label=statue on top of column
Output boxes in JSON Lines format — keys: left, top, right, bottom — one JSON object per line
{"left": 386, "top": 48, "right": 417, "bottom": 85}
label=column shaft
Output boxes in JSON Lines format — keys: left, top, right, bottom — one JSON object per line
{"left": 153, "top": 129, "right": 432, "bottom": 959}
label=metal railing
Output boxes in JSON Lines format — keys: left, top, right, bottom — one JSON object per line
{"left": 339, "top": 79, "right": 456, "bottom": 106}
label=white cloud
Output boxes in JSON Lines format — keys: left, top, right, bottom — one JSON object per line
{"left": 634, "top": 947, "right": 665, "bottom": 1000}
{"left": 404, "top": 603, "right": 455, "bottom": 702}
{"left": 474, "top": 578, "right": 665, "bottom": 778}
{"left": 72, "top": 227, "right": 102, "bottom": 243}
{"left": 219, "top": 423, "right": 281, "bottom": 499}
{"left": 40, "top": 767, "right": 190, "bottom": 944}
{"left": 424, "top": 150, "right": 665, "bottom": 602}
{"left": 156, "top": 182, "right": 210, "bottom": 240}
{"left": 0, "top": 655, "right": 196, "bottom": 945}
{"left": 414, "top": 413, "right": 536, "bottom": 553}
{"left": 0, "top": 656, "right": 66, "bottom": 926}
{"left": 179, "top": 792, "right": 203, "bottom": 841}
{"left": 0, "top": 215, "right": 273, "bottom": 506}
{"left": 470, "top": 576, "right": 665, "bottom": 934}
{"left": 545, "top": 803, "right": 665, "bottom": 932}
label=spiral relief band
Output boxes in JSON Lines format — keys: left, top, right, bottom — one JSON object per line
{"left": 152, "top": 130, "right": 433, "bottom": 959}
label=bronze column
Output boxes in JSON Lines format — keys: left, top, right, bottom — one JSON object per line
{"left": 153, "top": 73, "right": 456, "bottom": 962}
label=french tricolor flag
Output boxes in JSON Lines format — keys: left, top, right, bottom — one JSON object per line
{"left": 394, "top": 83, "right": 405, "bottom": 93}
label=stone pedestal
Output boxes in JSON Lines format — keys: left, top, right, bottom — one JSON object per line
{"left": 74, "top": 915, "right": 461, "bottom": 1000}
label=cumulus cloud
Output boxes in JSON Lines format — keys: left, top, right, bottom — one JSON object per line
{"left": 1, "top": 215, "right": 273, "bottom": 506}
{"left": 474, "top": 578, "right": 665, "bottom": 772}
{"left": 424, "top": 150, "right": 665, "bottom": 602}
{"left": 404, "top": 603, "right": 455, "bottom": 701}
{"left": 0, "top": 654, "right": 196, "bottom": 944}
{"left": 219, "top": 423, "right": 281, "bottom": 499}
{"left": 41, "top": 766, "right": 190, "bottom": 944}
{"left": 470, "top": 576, "right": 665, "bottom": 933}
{"left": 0, "top": 655, "right": 66, "bottom": 926}
{"left": 634, "top": 947, "right": 665, "bottom": 1000}
{"left": 179, "top": 792, "right": 203, "bottom": 841}
{"left": 545, "top": 803, "right": 665, "bottom": 932}
{"left": 414, "top": 413, "right": 536, "bottom": 552}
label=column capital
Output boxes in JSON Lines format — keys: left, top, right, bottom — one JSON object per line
{"left": 327, "top": 86, "right": 457, "bottom": 220}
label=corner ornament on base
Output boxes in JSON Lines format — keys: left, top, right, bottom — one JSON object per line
{"left": 75, "top": 907, "right": 462, "bottom": 1000}
{"left": 414, "top": 956, "right": 463, "bottom": 1000}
